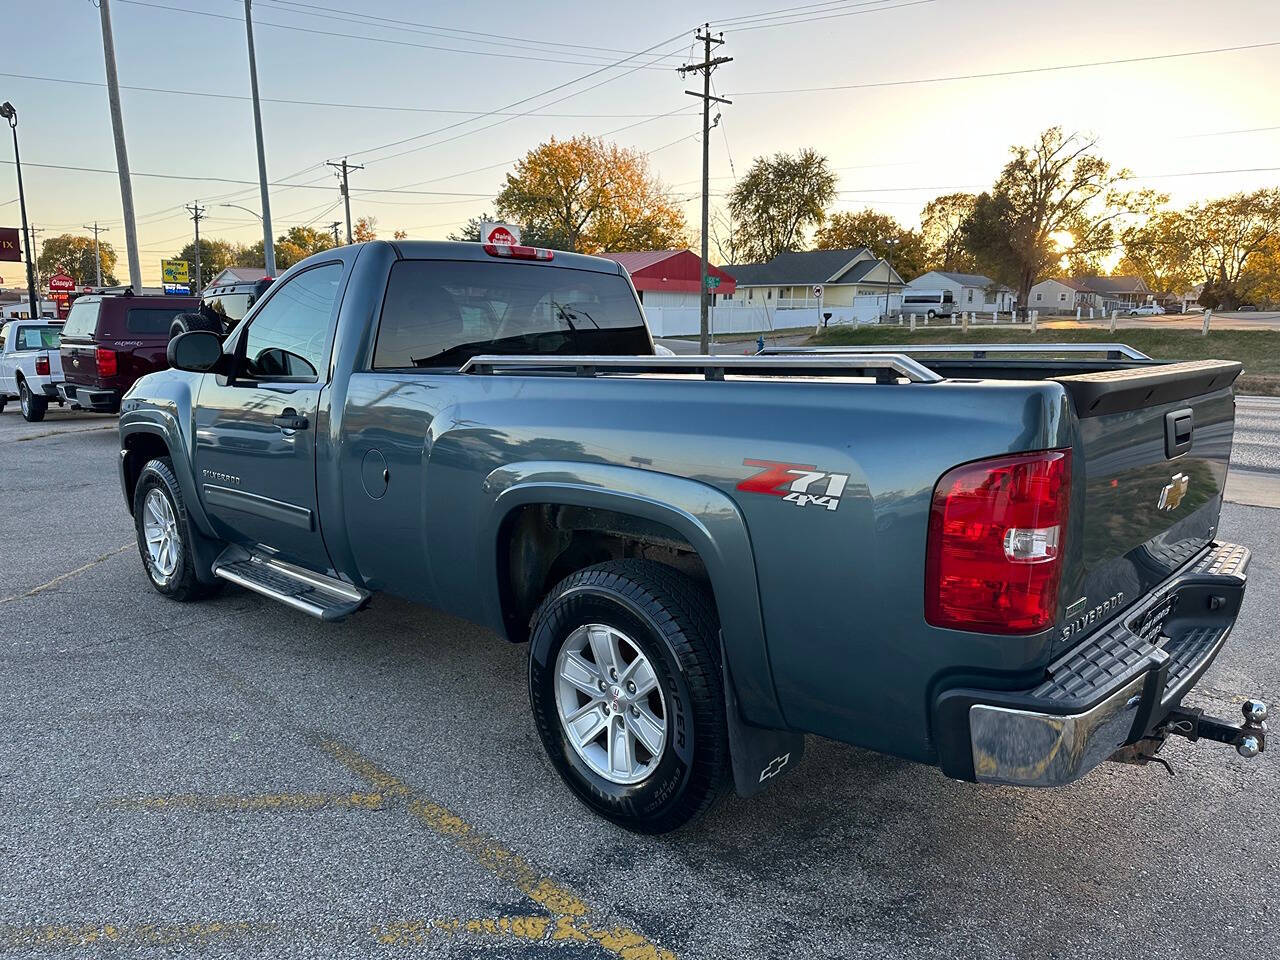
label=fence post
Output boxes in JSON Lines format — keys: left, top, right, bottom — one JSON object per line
{"left": 909, "top": 313, "right": 916, "bottom": 332}
{"left": 1109, "top": 309, "right": 1117, "bottom": 334}
{"left": 1075, "top": 306, "right": 1081, "bottom": 321}
{"left": 962, "top": 312, "right": 969, "bottom": 333}
{"left": 1203, "top": 309, "right": 1212, "bottom": 336}
{"left": 1031, "top": 309, "right": 1038, "bottom": 333}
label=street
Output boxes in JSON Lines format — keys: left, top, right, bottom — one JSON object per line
{"left": 1, "top": 403, "right": 1276, "bottom": 959}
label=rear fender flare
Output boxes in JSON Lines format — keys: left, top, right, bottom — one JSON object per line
{"left": 481, "top": 461, "right": 786, "bottom": 730}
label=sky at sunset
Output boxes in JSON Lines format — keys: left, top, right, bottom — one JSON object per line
{"left": 1, "top": 0, "right": 1279, "bottom": 287}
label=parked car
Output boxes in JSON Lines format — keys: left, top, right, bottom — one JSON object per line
{"left": 1127, "top": 303, "right": 1166, "bottom": 316}
{"left": 901, "top": 289, "right": 956, "bottom": 319}
{"left": 118, "top": 240, "right": 1266, "bottom": 833}
{"left": 168, "top": 275, "right": 274, "bottom": 340}
{"left": 0, "top": 319, "right": 63, "bottom": 421}
{"left": 57, "top": 293, "right": 195, "bottom": 413}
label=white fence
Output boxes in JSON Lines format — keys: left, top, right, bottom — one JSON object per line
{"left": 646, "top": 295, "right": 901, "bottom": 337}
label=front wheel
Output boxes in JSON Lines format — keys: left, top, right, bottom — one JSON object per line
{"left": 133, "top": 457, "right": 221, "bottom": 602}
{"left": 528, "top": 559, "right": 729, "bottom": 834}
{"left": 927, "top": 309, "right": 937, "bottom": 319}
{"left": 18, "top": 379, "right": 47, "bottom": 422}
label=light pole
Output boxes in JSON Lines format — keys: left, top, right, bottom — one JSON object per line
{"left": 0, "top": 102, "right": 40, "bottom": 319}
{"left": 219, "top": 202, "right": 262, "bottom": 220}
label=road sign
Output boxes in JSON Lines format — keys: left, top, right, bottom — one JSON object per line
{"left": 480, "top": 222, "right": 520, "bottom": 246}
{"left": 48, "top": 274, "right": 75, "bottom": 293}
{"left": 812, "top": 284, "right": 823, "bottom": 300}
{"left": 704, "top": 275, "right": 721, "bottom": 290}
{"left": 0, "top": 227, "right": 20, "bottom": 262}
{"left": 162, "top": 259, "right": 190, "bottom": 284}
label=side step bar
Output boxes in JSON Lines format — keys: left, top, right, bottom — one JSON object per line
{"left": 212, "top": 546, "right": 370, "bottom": 621}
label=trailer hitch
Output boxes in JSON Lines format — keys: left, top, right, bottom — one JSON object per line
{"left": 1110, "top": 700, "right": 1267, "bottom": 774}
{"left": 1164, "top": 699, "right": 1268, "bottom": 757}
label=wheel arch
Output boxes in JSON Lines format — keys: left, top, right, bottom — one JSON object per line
{"left": 118, "top": 416, "right": 216, "bottom": 537}
{"left": 481, "top": 461, "right": 785, "bottom": 729}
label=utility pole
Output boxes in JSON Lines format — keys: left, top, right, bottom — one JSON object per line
{"left": 327, "top": 158, "right": 363, "bottom": 243}
{"left": 328, "top": 221, "right": 341, "bottom": 247}
{"left": 82, "top": 222, "right": 109, "bottom": 287}
{"left": 0, "top": 102, "right": 39, "bottom": 319}
{"left": 243, "top": 0, "right": 276, "bottom": 276}
{"left": 97, "top": 0, "right": 142, "bottom": 293}
{"left": 185, "top": 202, "right": 205, "bottom": 293}
{"left": 679, "top": 25, "right": 731, "bottom": 354}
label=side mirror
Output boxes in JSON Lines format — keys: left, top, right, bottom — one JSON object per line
{"left": 167, "top": 330, "right": 225, "bottom": 373}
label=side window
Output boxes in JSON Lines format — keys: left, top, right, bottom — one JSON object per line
{"left": 241, "top": 263, "right": 342, "bottom": 380}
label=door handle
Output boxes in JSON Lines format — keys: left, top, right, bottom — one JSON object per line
{"left": 273, "top": 407, "right": 310, "bottom": 431}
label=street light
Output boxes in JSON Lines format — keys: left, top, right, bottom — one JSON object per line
{"left": 219, "top": 202, "right": 262, "bottom": 221}
{"left": 0, "top": 101, "right": 40, "bottom": 320}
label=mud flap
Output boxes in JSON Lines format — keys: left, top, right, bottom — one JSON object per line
{"left": 721, "top": 652, "right": 804, "bottom": 797}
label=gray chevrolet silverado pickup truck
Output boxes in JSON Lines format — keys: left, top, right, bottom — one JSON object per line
{"left": 118, "top": 239, "right": 1267, "bottom": 833}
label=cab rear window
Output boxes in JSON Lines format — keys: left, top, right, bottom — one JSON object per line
{"left": 61, "top": 300, "right": 101, "bottom": 339}
{"left": 126, "top": 306, "right": 189, "bottom": 334}
{"left": 15, "top": 325, "right": 61, "bottom": 350}
{"left": 372, "top": 259, "right": 648, "bottom": 369}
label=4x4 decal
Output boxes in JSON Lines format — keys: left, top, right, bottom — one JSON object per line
{"left": 737, "top": 459, "right": 850, "bottom": 512}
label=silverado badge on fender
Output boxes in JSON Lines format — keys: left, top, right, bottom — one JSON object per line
{"left": 737, "top": 459, "right": 850, "bottom": 511}
{"left": 1158, "top": 472, "right": 1190, "bottom": 511}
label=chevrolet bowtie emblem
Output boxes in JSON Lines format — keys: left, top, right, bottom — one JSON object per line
{"left": 1158, "top": 472, "right": 1190, "bottom": 511}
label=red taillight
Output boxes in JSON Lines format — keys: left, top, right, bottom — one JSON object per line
{"left": 925, "top": 449, "right": 1071, "bottom": 634}
{"left": 96, "top": 347, "right": 117, "bottom": 377}
{"left": 483, "top": 242, "right": 553, "bottom": 261}
{"left": 35, "top": 354, "right": 50, "bottom": 376}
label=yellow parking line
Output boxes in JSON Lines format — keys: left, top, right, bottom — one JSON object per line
{"left": 0, "top": 921, "right": 272, "bottom": 949}
{"left": 373, "top": 914, "right": 551, "bottom": 946}
{"left": 111, "top": 792, "right": 386, "bottom": 811}
{"left": 317, "top": 738, "right": 678, "bottom": 960}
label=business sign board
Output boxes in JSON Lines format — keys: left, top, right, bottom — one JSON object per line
{"left": 48, "top": 274, "right": 76, "bottom": 319}
{"left": 480, "top": 222, "right": 520, "bottom": 246}
{"left": 161, "top": 259, "right": 190, "bottom": 285}
{"left": 0, "top": 227, "right": 21, "bottom": 262}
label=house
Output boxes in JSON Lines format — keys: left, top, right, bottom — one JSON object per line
{"left": 206, "top": 266, "right": 270, "bottom": 288}
{"left": 906, "top": 270, "right": 1015, "bottom": 312}
{"left": 720, "top": 248, "right": 904, "bottom": 308}
{"left": 1029, "top": 275, "right": 1152, "bottom": 313}
{"left": 597, "top": 250, "right": 735, "bottom": 310}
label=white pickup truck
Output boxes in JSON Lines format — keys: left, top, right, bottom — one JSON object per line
{"left": 0, "top": 319, "right": 64, "bottom": 421}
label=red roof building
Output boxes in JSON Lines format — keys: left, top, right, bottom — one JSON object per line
{"left": 599, "top": 250, "right": 735, "bottom": 297}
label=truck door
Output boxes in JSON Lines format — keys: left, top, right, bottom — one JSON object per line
{"left": 193, "top": 261, "right": 344, "bottom": 572}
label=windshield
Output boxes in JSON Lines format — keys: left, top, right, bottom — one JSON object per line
{"left": 15, "top": 325, "right": 62, "bottom": 350}
{"left": 372, "top": 259, "right": 649, "bottom": 369}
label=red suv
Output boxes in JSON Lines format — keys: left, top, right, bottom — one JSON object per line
{"left": 57, "top": 294, "right": 196, "bottom": 413}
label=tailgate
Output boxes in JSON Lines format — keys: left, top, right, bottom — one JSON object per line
{"left": 45, "top": 348, "right": 63, "bottom": 381}
{"left": 1054, "top": 360, "right": 1241, "bottom": 651}
{"left": 61, "top": 339, "right": 99, "bottom": 386}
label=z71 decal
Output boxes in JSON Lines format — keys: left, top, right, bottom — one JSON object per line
{"left": 737, "top": 459, "right": 850, "bottom": 511}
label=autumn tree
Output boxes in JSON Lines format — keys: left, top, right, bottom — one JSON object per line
{"left": 1116, "top": 210, "right": 1197, "bottom": 297}
{"left": 727, "top": 149, "right": 835, "bottom": 263}
{"left": 392, "top": 229, "right": 407, "bottom": 240}
{"left": 495, "top": 135, "right": 687, "bottom": 254}
{"left": 353, "top": 216, "right": 377, "bottom": 243}
{"left": 918, "top": 193, "right": 977, "bottom": 271}
{"left": 961, "top": 127, "right": 1161, "bottom": 304}
{"left": 1180, "top": 189, "right": 1280, "bottom": 308}
{"left": 37, "top": 234, "right": 118, "bottom": 286}
{"left": 814, "top": 209, "right": 929, "bottom": 279}
{"left": 236, "top": 227, "right": 336, "bottom": 271}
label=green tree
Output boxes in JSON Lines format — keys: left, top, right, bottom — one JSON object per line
{"left": 961, "top": 127, "right": 1161, "bottom": 304}
{"left": 918, "top": 193, "right": 977, "bottom": 271}
{"left": 37, "top": 234, "right": 118, "bottom": 286}
{"left": 171, "top": 238, "right": 240, "bottom": 288}
{"left": 727, "top": 148, "right": 836, "bottom": 262}
{"left": 813, "top": 209, "right": 929, "bottom": 279}
{"left": 495, "top": 135, "right": 687, "bottom": 253}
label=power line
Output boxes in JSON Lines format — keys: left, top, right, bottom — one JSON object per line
{"left": 730, "top": 39, "right": 1280, "bottom": 95}
{"left": 727, "top": 0, "right": 937, "bottom": 31}
{"left": 115, "top": 0, "right": 671, "bottom": 70}
{"left": 715, "top": 0, "right": 901, "bottom": 24}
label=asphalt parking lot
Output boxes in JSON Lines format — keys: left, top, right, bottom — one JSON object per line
{"left": 2, "top": 404, "right": 1277, "bottom": 959}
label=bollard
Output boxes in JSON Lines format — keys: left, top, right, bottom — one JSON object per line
{"left": 962, "top": 312, "right": 970, "bottom": 333}
{"left": 1203, "top": 309, "right": 1212, "bottom": 336}
{"left": 909, "top": 313, "right": 917, "bottom": 332}
{"left": 1076, "top": 306, "right": 1081, "bottom": 321}
{"left": 1110, "top": 309, "right": 1117, "bottom": 334}
{"left": 1031, "top": 309, "right": 1038, "bottom": 333}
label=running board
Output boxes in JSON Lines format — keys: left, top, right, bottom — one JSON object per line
{"left": 211, "top": 546, "right": 370, "bottom": 621}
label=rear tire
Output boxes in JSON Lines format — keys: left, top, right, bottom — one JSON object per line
{"left": 528, "top": 559, "right": 729, "bottom": 834}
{"left": 18, "top": 378, "right": 47, "bottom": 422}
{"left": 133, "top": 457, "right": 221, "bottom": 602}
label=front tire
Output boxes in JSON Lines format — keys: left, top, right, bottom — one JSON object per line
{"left": 18, "top": 378, "right": 47, "bottom": 422}
{"left": 528, "top": 560, "right": 728, "bottom": 833}
{"left": 133, "top": 457, "right": 220, "bottom": 602}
